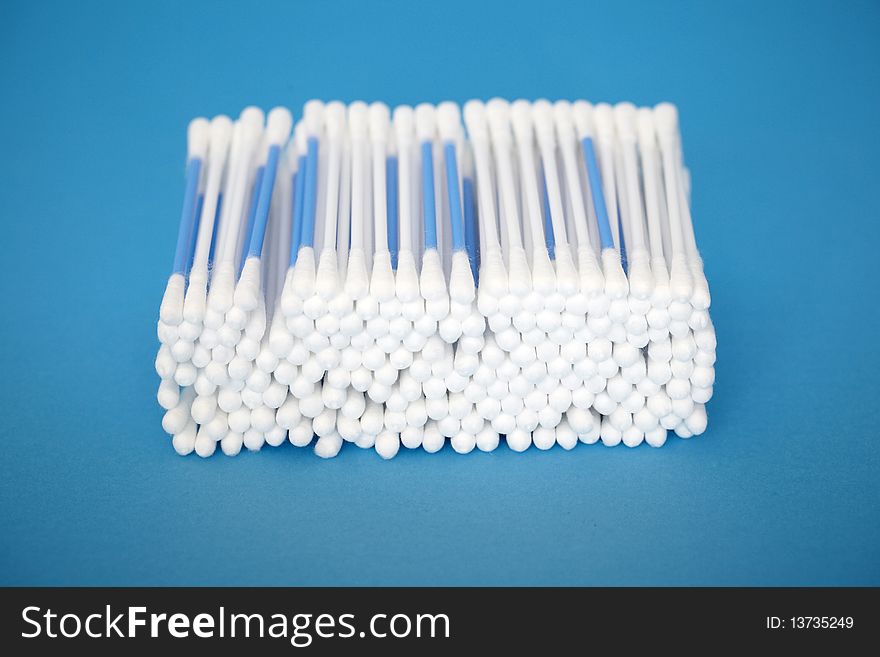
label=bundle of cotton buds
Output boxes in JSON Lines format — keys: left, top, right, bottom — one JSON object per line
{"left": 156, "top": 98, "right": 715, "bottom": 459}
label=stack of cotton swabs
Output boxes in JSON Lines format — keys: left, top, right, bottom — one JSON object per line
{"left": 156, "top": 99, "right": 715, "bottom": 459}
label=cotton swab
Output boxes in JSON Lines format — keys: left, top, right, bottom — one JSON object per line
{"left": 158, "top": 99, "right": 716, "bottom": 459}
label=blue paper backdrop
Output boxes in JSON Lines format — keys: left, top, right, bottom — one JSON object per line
{"left": 1, "top": 0, "right": 878, "bottom": 585}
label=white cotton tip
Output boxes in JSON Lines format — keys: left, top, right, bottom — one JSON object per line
{"left": 161, "top": 390, "right": 195, "bottom": 435}
{"left": 324, "top": 100, "right": 346, "bottom": 140}
{"left": 652, "top": 102, "right": 679, "bottom": 141}
{"left": 337, "top": 416, "right": 361, "bottom": 442}
{"left": 531, "top": 98, "right": 556, "bottom": 141}
{"left": 290, "top": 246, "right": 316, "bottom": 300}
{"left": 626, "top": 248, "right": 654, "bottom": 300}
{"left": 479, "top": 247, "right": 508, "bottom": 299}
{"left": 621, "top": 425, "right": 644, "bottom": 448}
{"left": 265, "top": 424, "right": 287, "bottom": 447}
{"left": 345, "top": 248, "right": 370, "bottom": 300}
{"left": 295, "top": 390, "right": 322, "bottom": 421}
{"left": 349, "top": 367, "right": 371, "bottom": 392}
{"left": 248, "top": 404, "right": 274, "bottom": 433}
{"left": 674, "top": 423, "right": 693, "bottom": 439}
{"left": 172, "top": 421, "right": 197, "bottom": 456}
{"left": 354, "top": 431, "right": 376, "bottom": 449}
{"left": 636, "top": 106, "right": 656, "bottom": 146}
{"left": 170, "top": 336, "right": 195, "bottom": 362}
{"left": 637, "top": 377, "right": 661, "bottom": 397}
{"left": 609, "top": 406, "right": 633, "bottom": 431}
{"left": 451, "top": 430, "right": 476, "bottom": 454}
{"left": 531, "top": 426, "right": 555, "bottom": 451}
{"left": 672, "top": 396, "right": 694, "bottom": 420}
{"left": 263, "top": 381, "right": 288, "bottom": 409}
{"left": 601, "top": 249, "right": 629, "bottom": 298}
{"left": 203, "top": 307, "right": 225, "bottom": 331}
{"left": 312, "top": 407, "right": 337, "bottom": 437}
{"left": 672, "top": 334, "right": 697, "bottom": 362}
{"left": 548, "top": 387, "right": 572, "bottom": 413}
{"left": 613, "top": 341, "right": 641, "bottom": 369}
{"left": 463, "top": 99, "right": 488, "bottom": 141}
{"left": 204, "top": 410, "right": 229, "bottom": 441}
{"left": 599, "top": 418, "right": 622, "bottom": 447}
{"left": 685, "top": 404, "right": 708, "bottom": 435}
{"left": 157, "top": 379, "right": 180, "bottom": 410}
{"left": 393, "top": 104, "right": 414, "bottom": 144}
{"left": 645, "top": 425, "right": 668, "bottom": 448}
{"left": 449, "top": 251, "right": 476, "bottom": 304}
{"left": 503, "top": 248, "right": 530, "bottom": 300}
{"left": 690, "top": 365, "right": 715, "bottom": 390}
{"left": 314, "top": 247, "right": 340, "bottom": 300}
{"left": 414, "top": 103, "right": 436, "bottom": 142}
{"left": 400, "top": 425, "right": 423, "bottom": 449}
{"left": 646, "top": 391, "right": 673, "bottom": 420}
{"left": 159, "top": 273, "right": 186, "bottom": 325}
{"left": 531, "top": 248, "right": 556, "bottom": 295}
{"left": 370, "top": 251, "right": 396, "bottom": 302}
{"left": 577, "top": 415, "right": 601, "bottom": 445}
{"left": 553, "top": 244, "right": 579, "bottom": 296}
{"left": 173, "top": 362, "right": 197, "bottom": 387}
{"left": 436, "top": 101, "right": 461, "bottom": 143}
{"left": 347, "top": 100, "right": 369, "bottom": 139}
{"left": 289, "top": 419, "right": 315, "bottom": 447}
{"left": 187, "top": 116, "right": 211, "bottom": 160}
{"left": 255, "top": 344, "right": 279, "bottom": 373}
{"left": 609, "top": 101, "right": 636, "bottom": 142}
{"left": 182, "top": 267, "right": 208, "bottom": 325}
{"left": 155, "top": 344, "right": 176, "bottom": 380}
{"left": 553, "top": 420, "right": 576, "bottom": 450}
{"left": 209, "top": 114, "right": 234, "bottom": 157}
{"left": 394, "top": 250, "right": 420, "bottom": 302}
{"left": 358, "top": 400, "right": 383, "bottom": 436}
{"left": 538, "top": 405, "right": 562, "bottom": 429}
{"left": 419, "top": 248, "right": 447, "bottom": 301}
{"left": 571, "top": 100, "right": 595, "bottom": 140}
{"left": 422, "top": 422, "right": 445, "bottom": 453}
{"left": 266, "top": 106, "right": 293, "bottom": 146}
{"left": 239, "top": 105, "right": 264, "bottom": 135}
{"left": 246, "top": 368, "right": 271, "bottom": 394}
{"left": 187, "top": 341, "right": 206, "bottom": 371}
{"left": 233, "top": 256, "right": 262, "bottom": 312}
{"left": 506, "top": 428, "right": 532, "bottom": 453}
{"left": 633, "top": 407, "right": 658, "bottom": 433}
{"left": 475, "top": 426, "right": 500, "bottom": 452}
{"left": 509, "top": 99, "right": 534, "bottom": 142}
{"left": 669, "top": 253, "right": 693, "bottom": 303}
{"left": 221, "top": 432, "right": 243, "bottom": 456}
{"left": 157, "top": 320, "right": 179, "bottom": 345}
{"left": 314, "top": 432, "right": 343, "bottom": 459}
{"left": 276, "top": 397, "right": 302, "bottom": 430}
{"left": 688, "top": 256, "right": 711, "bottom": 309}
{"left": 486, "top": 98, "right": 513, "bottom": 141}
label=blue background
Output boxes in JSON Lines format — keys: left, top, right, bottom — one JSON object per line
{"left": 1, "top": 0, "right": 878, "bottom": 586}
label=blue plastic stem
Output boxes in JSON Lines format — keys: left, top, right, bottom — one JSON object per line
{"left": 541, "top": 169, "right": 556, "bottom": 260}
{"left": 443, "top": 142, "right": 466, "bottom": 252}
{"left": 207, "top": 193, "right": 222, "bottom": 268}
{"left": 290, "top": 155, "right": 307, "bottom": 265}
{"left": 580, "top": 137, "right": 614, "bottom": 250}
{"left": 463, "top": 176, "right": 478, "bottom": 283}
{"left": 186, "top": 194, "right": 204, "bottom": 275}
{"left": 421, "top": 141, "right": 437, "bottom": 249}
{"left": 299, "top": 137, "right": 319, "bottom": 249}
{"left": 171, "top": 157, "right": 202, "bottom": 274}
{"left": 387, "top": 155, "right": 399, "bottom": 269}
{"left": 247, "top": 145, "right": 281, "bottom": 258}
{"left": 239, "top": 166, "right": 264, "bottom": 274}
